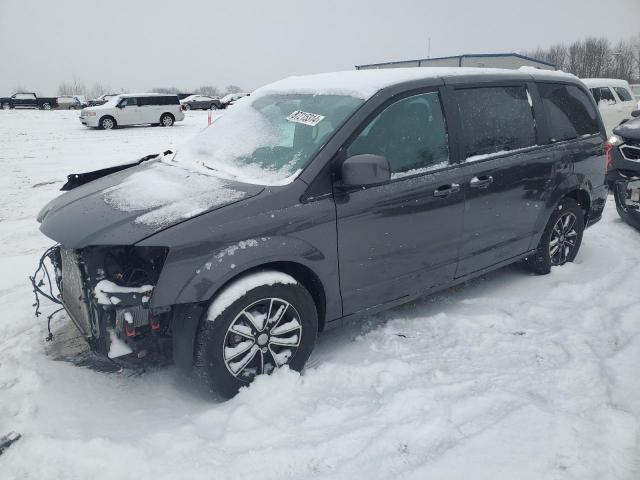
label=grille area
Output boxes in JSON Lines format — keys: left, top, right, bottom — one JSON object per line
{"left": 60, "top": 248, "right": 93, "bottom": 338}
{"left": 620, "top": 145, "right": 640, "bottom": 161}
{"left": 115, "top": 305, "right": 149, "bottom": 332}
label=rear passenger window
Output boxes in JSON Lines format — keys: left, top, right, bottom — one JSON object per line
{"left": 591, "top": 87, "right": 616, "bottom": 105}
{"left": 456, "top": 86, "right": 536, "bottom": 159}
{"left": 347, "top": 91, "right": 450, "bottom": 179}
{"left": 614, "top": 87, "right": 633, "bottom": 102}
{"left": 539, "top": 84, "right": 599, "bottom": 142}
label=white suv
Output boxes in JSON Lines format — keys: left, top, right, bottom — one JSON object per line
{"left": 582, "top": 78, "right": 638, "bottom": 135}
{"left": 79, "top": 93, "right": 185, "bottom": 129}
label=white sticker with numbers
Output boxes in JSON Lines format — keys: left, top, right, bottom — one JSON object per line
{"left": 286, "top": 110, "right": 325, "bottom": 127}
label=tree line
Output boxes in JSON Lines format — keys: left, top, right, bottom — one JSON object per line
{"left": 523, "top": 34, "right": 640, "bottom": 81}
{"left": 54, "top": 77, "right": 245, "bottom": 99}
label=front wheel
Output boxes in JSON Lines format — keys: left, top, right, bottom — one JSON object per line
{"left": 194, "top": 272, "right": 318, "bottom": 397}
{"left": 183, "top": 104, "right": 191, "bottom": 111}
{"left": 99, "top": 116, "right": 116, "bottom": 130}
{"left": 41, "top": 102, "right": 52, "bottom": 110}
{"left": 2, "top": 102, "right": 10, "bottom": 110}
{"left": 525, "top": 197, "right": 584, "bottom": 274}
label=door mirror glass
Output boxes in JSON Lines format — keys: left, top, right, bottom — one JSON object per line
{"left": 631, "top": 109, "right": 640, "bottom": 118}
{"left": 340, "top": 154, "right": 390, "bottom": 187}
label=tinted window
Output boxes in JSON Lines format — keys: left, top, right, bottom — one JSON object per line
{"left": 614, "top": 87, "right": 633, "bottom": 102}
{"left": 121, "top": 97, "right": 138, "bottom": 107}
{"left": 347, "top": 92, "right": 450, "bottom": 178}
{"left": 539, "top": 83, "right": 599, "bottom": 141}
{"left": 456, "top": 86, "right": 536, "bottom": 159}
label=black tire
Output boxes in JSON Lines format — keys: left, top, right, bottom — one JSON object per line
{"left": 2, "top": 102, "right": 11, "bottom": 110}
{"left": 194, "top": 276, "right": 318, "bottom": 398}
{"left": 525, "top": 197, "right": 584, "bottom": 275}
{"left": 160, "top": 113, "right": 174, "bottom": 127}
{"left": 209, "top": 103, "right": 218, "bottom": 110}
{"left": 99, "top": 116, "right": 116, "bottom": 130}
{"left": 183, "top": 104, "right": 191, "bottom": 111}
{"left": 41, "top": 102, "right": 51, "bottom": 110}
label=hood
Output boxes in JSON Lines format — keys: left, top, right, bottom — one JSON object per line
{"left": 38, "top": 160, "right": 263, "bottom": 248}
{"left": 614, "top": 118, "right": 640, "bottom": 142}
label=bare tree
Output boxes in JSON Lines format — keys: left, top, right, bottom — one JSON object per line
{"left": 88, "top": 82, "right": 111, "bottom": 99}
{"left": 151, "top": 87, "right": 180, "bottom": 94}
{"left": 224, "top": 84, "right": 244, "bottom": 94}
{"left": 194, "top": 85, "right": 221, "bottom": 97}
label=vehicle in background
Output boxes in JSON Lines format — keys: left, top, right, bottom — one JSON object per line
{"left": 607, "top": 110, "right": 640, "bottom": 230}
{"left": 630, "top": 84, "right": 640, "bottom": 106}
{"left": 88, "top": 94, "right": 119, "bottom": 107}
{"left": 36, "top": 68, "right": 607, "bottom": 397}
{"left": 56, "top": 95, "right": 88, "bottom": 110}
{"left": 177, "top": 93, "right": 196, "bottom": 100}
{"left": 1, "top": 93, "right": 58, "bottom": 110}
{"left": 220, "top": 92, "right": 249, "bottom": 108}
{"left": 180, "top": 94, "right": 221, "bottom": 110}
{"left": 583, "top": 78, "right": 637, "bottom": 135}
{"left": 79, "top": 93, "right": 184, "bottom": 129}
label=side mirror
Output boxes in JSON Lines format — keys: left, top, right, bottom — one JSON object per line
{"left": 339, "top": 154, "right": 390, "bottom": 188}
{"left": 117, "top": 103, "right": 125, "bottom": 109}
{"left": 631, "top": 110, "right": 640, "bottom": 118}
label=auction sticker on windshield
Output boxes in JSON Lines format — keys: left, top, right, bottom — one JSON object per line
{"left": 286, "top": 110, "right": 325, "bottom": 127}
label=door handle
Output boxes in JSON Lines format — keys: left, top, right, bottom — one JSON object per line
{"left": 469, "top": 175, "right": 494, "bottom": 188}
{"left": 433, "top": 183, "right": 460, "bottom": 197}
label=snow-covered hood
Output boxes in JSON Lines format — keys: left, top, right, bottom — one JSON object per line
{"left": 38, "top": 160, "right": 263, "bottom": 248}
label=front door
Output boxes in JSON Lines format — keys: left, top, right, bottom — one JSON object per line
{"left": 335, "top": 90, "right": 465, "bottom": 315}
{"left": 452, "top": 84, "right": 549, "bottom": 277}
{"left": 117, "top": 97, "right": 140, "bottom": 125}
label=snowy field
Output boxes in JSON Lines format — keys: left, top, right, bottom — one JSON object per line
{"left": 1, "top": 110, "right": 639, "bottom": 479}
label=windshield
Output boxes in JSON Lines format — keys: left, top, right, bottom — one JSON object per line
{"left": 171, "top": 93, "right": 363, "bottom": 185}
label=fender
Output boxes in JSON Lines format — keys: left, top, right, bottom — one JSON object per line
{"left": 149, "top": 235, "right": 341, "bottom": 322}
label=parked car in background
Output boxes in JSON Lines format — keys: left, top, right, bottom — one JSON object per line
{"left": 220, "top": 92, "right": 249, "bottom": 108}
{"left": 36, "top": 68, "right": 607, "bottom": 397}
{"left": 607, "top": 111, "right": 640, "bottom": 230}
{"left": 88, "top": 94, "right": 119, "bottom": 107}
{"left": 56, "top": 95, "right": 88, "bottom": 110}
{"left": 583, "top": 78, "right": 637, "bottom": 135}
{"left": 630, "top": 84, "right": 640, "bottom": 105}
{"left": 180, "top": 94, "right": 221, "bottom": 110}
{"left": 79, "top": 93, "right": 184, "bottom": 129}
{"left": 1, "top": 92, "right": 58, "bottom": 110}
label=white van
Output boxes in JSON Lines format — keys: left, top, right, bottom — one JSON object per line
{"left": 80, "top": 93, "right": 185, "bottom": 129}
{"left": 582, "top": 78, "right": 638, "bottom": 135}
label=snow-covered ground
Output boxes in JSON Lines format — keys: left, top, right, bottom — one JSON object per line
{"left": 0, "top": 110, "right": 639, "bottom": 479}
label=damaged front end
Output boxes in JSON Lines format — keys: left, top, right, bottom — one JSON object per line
{"left": 609, "top": 122, "right": 640, "bottom": 230}
{"left": 610, "top": 172, "right": 640, "bottom": 230}
{"left": 32, "top": 245, "right": 170, "bottom": 359}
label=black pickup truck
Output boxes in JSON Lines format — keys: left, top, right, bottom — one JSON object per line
{"left": 1, "top": 93, "right": 58, "bottom": 110}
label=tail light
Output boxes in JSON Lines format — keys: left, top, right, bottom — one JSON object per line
{"left": 604, "top": 141, "right": 614, "bottom": 174}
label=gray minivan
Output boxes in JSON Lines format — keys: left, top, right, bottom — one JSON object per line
{"left": 34, "top": 68, "right": 608, "bottom": 396}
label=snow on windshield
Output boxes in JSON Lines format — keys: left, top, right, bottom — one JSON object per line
{"left": 172, "top": 92, "right": 363, "bottom": 185}
{"left": 103, "top": 161, "right": 246, "bottom": 227}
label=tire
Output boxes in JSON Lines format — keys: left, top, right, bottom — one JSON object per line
{"left": 524, "top": 197, "right": 584, "bottom": 275}
{"left": 2, "top": 103, "right": 10, "bottom": 110}
{"left": 99, "top": 116, "right": 116, "bottom": 130}
{"left": 183, "top": 104, "right": 191, "bottom": 111}
{"left": 209, "top": 103, "right": 218, "bottom": 110}
{"left": 160, "top": 113, "right": 174, "bottom": 127}
{"left": 194, "top": 274, "right": 318, "bottom": 397}
{"left": 41, "top": 102, "right": 51, "bottom": 110}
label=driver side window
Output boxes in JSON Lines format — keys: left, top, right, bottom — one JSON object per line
{"left": 346, "top": 91, "right": 450, "bottom": 179}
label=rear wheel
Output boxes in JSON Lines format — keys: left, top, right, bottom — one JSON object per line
{"left": 210, "top": 103, "right": 218, "bottom": 110}
{"left": 525, "top": 197, "right": 584, "bottom": 274}
{"left": 183, "top": 104, "right": 191, "bottom": 111}
{"left": 99, "top": 116, "right": 116, "bottom": 130}
{"left": 194, "top": 272, "right": 318, "bottom": 397}
{"left": 160, "top": 113, "right": 174, "bottom": 127}
{"left": 41, "top": 102, "right": 52, "bottom": 110}
{"left": 2, "top": 102, "right": 10, "bottom": 110}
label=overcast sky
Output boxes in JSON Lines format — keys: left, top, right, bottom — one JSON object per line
{"left": 1, "top": 0, "right": 638, "bottom": 95}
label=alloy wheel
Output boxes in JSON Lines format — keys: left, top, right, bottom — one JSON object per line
{"left": 223, "top": 298, "right": 302, "bottom": 381}
{"left": 102, "top": 118, "right": 114, "bottom": 129}
{"left": 549, "top": 212, "right": 578, "bottom": 265}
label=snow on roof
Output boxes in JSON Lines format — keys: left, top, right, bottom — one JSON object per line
{"left": 582, "top": 78, "right": 632, "bottom": 88}
{"left": 255, "top": 67, "right": 577, "bottom": 99}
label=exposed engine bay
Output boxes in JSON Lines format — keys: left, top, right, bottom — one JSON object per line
{"left": 31, "top": 245, "right": 171, "bottom": 359}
